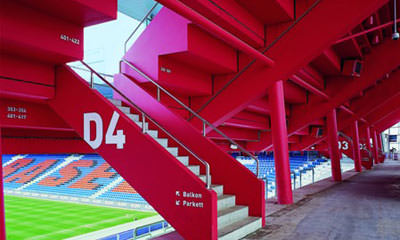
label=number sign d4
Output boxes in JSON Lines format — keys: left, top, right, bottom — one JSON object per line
{"left": 84, "top": 111, "right": 126, "bottom": 149}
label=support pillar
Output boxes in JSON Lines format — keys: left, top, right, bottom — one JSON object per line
{"left": 377, "top": 133, "right": 384, "bottom": 163}
{"left": 352, "top": 121, "right": 362, "bottom": 172}
{"left": 372, "top": 129, "right": 379, "bottom": 164}
{"left": 269, "top": 80, "right": 293, "bottom": 204}
{"left": 0, "top": 128, "right": 5, "bottom": 240}
{"left": 327, "top": 109, "right": 342, "bottom": 181}
{"left": 365, "top": 126, "right": 373, "bottom": 166}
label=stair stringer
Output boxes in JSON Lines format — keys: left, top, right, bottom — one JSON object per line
{"left": 48, "top": 66, "right": 218, "bottom": 240}
{"left": 339, "top": 131, "right": 372, "bottom": 169}
{"left": 114, "top": 73, "right": 266, "bottom": 226}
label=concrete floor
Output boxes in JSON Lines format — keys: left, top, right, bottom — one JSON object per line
{"left": 245, "top": 160, "right": 400, "bottom": 240}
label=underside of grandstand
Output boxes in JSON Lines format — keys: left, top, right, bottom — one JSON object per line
{"left": 1, "top": 0, "right": 399, "bottom": 239}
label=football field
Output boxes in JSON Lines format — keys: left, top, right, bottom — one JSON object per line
{"left": 4, "top": 195, "right": 157, "bottom": 240}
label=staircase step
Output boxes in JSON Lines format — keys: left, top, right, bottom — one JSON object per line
{"left": 199, "top": 175, "right": 211, "bottom": 184}
{"left": 177, "top": 156, "right": 189, "bottom": 166}
{"left": 155, "top": 138, "right": 168, "bottom": 147}
{"left": 211, "top": 184, "right": 224, "bottom": 196}
{"left": 133, "top": 120, "right": 149, "bottom": 130}
{"left": 218, "top": 217, "right": 262, "bottom": 240}
{"left": 127, "top": 113, "right": 139, "bottom": 122}
{"left": 217, "top": 195, "right": 235, "bottom": 211}
{"left": 188, "top": 165, "right": 200, "bottom": 175}
{"left": 217, "top": 205, "right": 248, "bottom": 230}
{"left": 166, "top": 147, "right": 178, "bottom": 156}
{"left": 109, "top": 99, "right": 122, "bottom": 106}
{"left": 147, "top": 130, "right": 158, "bottom": 138}
{"left": 117, "top": 105, "right": 131, "bottom": 114}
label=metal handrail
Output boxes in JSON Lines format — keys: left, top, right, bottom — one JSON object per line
{"left": 121, "top": 59, "right": 260, "bottom": 177}
{"left": 124, "top": 2, "right": 159, "bottom": 53}
{"left": 338, "top": 131, "right": 354, "bottom": 145}
{"left": 133, "top": 220, "right": 170, "bottom": 239}
{"left": 79, "top": 61, "right": 211, "bottom": 189}
{"left": 362, "top": 148, "right": 373, "bottom": 159}
{"left": 69, "top": 65, "right": 114, "bottom": 78}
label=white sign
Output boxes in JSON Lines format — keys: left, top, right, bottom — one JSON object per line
{"left": 175, "top": 190, "right": 204, "bottom": 208}
{"left": 60, "top": 34, "right": 80, "bottom": 45}
{"left": 7, "top": 106, "right": 27, "bottom": 120}
{"left": 83, "top": 111, "right": 126, "bottom": 149}
{"left": 338, "top": 140, "right": 349, "bottom": 150}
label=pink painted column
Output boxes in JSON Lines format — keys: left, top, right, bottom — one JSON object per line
{"left": 377, "top": 133, "right": 384, "bottom": 163}
{"left": 0, "top": 128, "right": 5, "bottom": 240}
{"left": 372, "top": 129, "right": 380, "bottom": 164}
{"left": 365, "top": 126, "right": 373, "bottom": 167}
{"left": 352, "top": 120, "right": 362, "bottom": 172}
{"left": 327, "top": 109, "right": 342, "bottom": 181}
{"left": 269, "top": 80, "right": 293, "bottom": 204}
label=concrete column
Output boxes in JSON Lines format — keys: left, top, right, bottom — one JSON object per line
{"left": 327, "top": 109, "right": 342, "bottom": 181}
{"left": 269, "top": 80, "right": 293, "bottom": 204}
{"left": 365, "top": 126, "right": 373, "bottom": 166}
{"left": 352, "top": 121, "right": 362, "bottom": 172}
{"left": 377, "top": 133, "right": 384, "bottom": 163}
{"left": 372, "top": 129, "right": 379, "bottom": 164}
{"left": 0, "top": 128, "right": 5, "bottom": 240}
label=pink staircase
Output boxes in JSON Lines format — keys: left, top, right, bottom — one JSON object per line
{"left": 49, "top": 65, "right": 265, "bottom": 239}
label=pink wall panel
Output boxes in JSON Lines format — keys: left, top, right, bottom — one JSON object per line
{"left": 123, "top": 8, "right": 190, "bottom": 82}
{"left": 1, "top": 1, "right": 83, "bottom": 63}
{"left": 2, "top": 137, "right": 93, "bottom": 154}
{"left": 0, "top": 54, "right": 54, "bottom": 86}
{"left": 0, "top": 79, "right": 54, "bottom": 100}
{"left": 0, "top": 99, "right": 70, "bottom": 131}
{"left": 16, "top": 0, "right": 117, "bottom": 26}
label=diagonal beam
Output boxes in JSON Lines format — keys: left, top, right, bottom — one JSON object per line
{"left": 338, "top": 71, "right": 400, "bottom": 130}
{"left": 375, "top": 109, "right": 400, "bottom": 132}
{"left": 207, "top": 126, "right": 259, "bottom": 142}
{"left": 289, "top": 39, "right": 400, "bottom": 138}
{"left": 365, "top": 95, "right": 400, "bottom": 125}
{"left": 350, "top": 70, "right": 400, "bottom": 117}
{"left": 294, "top": 93, "right": 400, "bottom": 151}
{"left": 336, "top": 18, "right": 400, "bottom": 44}
{"left": 191, "top": 0, "right": 389, "bottom": 131}
{"left": 249, "top": 39, "right": 400, "bottom": 151}
{"left": 291, "top": 134, "right": 326, "bottom": 151}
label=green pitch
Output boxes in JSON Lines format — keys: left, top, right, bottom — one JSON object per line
{"left": 4, "top": 195, "right": 157, "bottom": 240}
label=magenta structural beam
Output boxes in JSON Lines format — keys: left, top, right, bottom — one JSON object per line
{"left": 365, "top": 126, "right": 374, "bottom": 167}
{"left": 156, "top": 0, "right": 275, "bottom": 67}
{"left": 327, "top": 109, "right": 342, "bottom": 181}
{"left": 352, "top": 120, "right": 362, "bottom": 172}
{"left": 372, "top": 129, "right": 380, "bottom": 164}
{"left": 0, "top": 128, "right": 5, "bottom": 240}
{"left": 377, "top": 133, "right": 384, "bottom": 163}
{"left": 269, "top": 80, "right": 293, "bottom": 204}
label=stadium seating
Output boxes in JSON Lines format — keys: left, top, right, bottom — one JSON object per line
{"left": 2, "top": 154, "right": 147, "bottom": 204}
{"left": 234, "top": 151, "right": 330, "bottom": 197}
{"left": 2, "top": 152, "right": 350, "bottom": 203}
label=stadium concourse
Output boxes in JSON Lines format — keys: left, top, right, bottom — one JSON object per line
{"left": 1, "top": 0, "right": 400, "bottom": 240}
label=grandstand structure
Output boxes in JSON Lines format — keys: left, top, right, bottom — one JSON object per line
{"left": 2, "top": 153, "right": 351, "bottom": 207}
{"left": 1, "top": 0, "right": 399, "bottom": 239}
